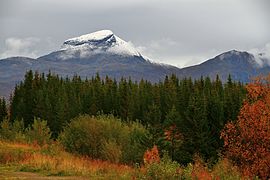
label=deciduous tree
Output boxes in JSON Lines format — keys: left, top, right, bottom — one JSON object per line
{"left": 221, "top": 75, "right": 270, "bottom": 179}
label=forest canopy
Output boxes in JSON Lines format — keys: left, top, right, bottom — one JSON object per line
{"left": 4, "top": 71, "right": 246, "bottom": 164}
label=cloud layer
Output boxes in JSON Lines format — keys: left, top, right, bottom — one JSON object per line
{"left": 249, "top": 43, "right": 270, "bottom": 67}
{"left": 0, "top": 37, "right": 40, "bottom": 58}
{"left": 0, "top": 0, "right": 269, "bottom": 66}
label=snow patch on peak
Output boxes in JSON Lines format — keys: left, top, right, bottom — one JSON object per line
{"left": 60, "top": 30, "right": 141, "bottom": 58}
{"left": 108, "top": 36, "right": 141, "bottom": 57}
{"left": 64, "top": 30, "right": 113, "bottom": 44}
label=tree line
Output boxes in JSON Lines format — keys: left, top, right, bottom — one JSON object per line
{"left": 3, "top": 70, "right": 246, "bottom": 164}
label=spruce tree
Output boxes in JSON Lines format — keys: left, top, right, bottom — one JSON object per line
{"left": 0, "top": 98, "right": 7, "bottom": 122}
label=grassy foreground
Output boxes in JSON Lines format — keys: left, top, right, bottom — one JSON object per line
{"left": 0, "top": 140, "right": 134, "bottom": 179}
{"left": 0, "top": 140, "right": 245, "bottom": 179}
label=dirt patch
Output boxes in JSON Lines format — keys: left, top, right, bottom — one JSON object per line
{"left": 0, "top": 171, "right": 90, "bottom": 180}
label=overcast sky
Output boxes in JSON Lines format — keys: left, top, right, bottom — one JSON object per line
{"left": 0, "top": 0, "right": 269, "bottom": 67}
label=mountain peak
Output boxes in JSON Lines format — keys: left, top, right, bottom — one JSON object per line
{"left": 204, "top": 49, "right": 263, "bottom": 69}
{"left": 60, "top": 30, "right": 141, "bottom": 58}
{"left": 217, "top": 50, "right": 251, "bottom": 60}
{"left": 221, "top": 50, "right": 243, "bottom": 56}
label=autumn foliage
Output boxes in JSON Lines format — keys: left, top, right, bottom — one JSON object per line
{"left": 190, "top": 156, "right": 212, "bottom": 180}
{"left": 221, "top": 75, "right": 270, "bottom": 179}
{"left": 143, "top": 145, "right": 160, "bottom": 165}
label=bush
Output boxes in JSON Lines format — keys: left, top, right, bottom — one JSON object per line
{"left": 212, "top": 158, "right": 241, "bottom": 180}
{"left": 122, "top": 121, "right": 151, "bottom": 164}
{"left": 101, "top": 140, "right": 122, "bottom": 163}
{"left": 59, "top": 115, "right": 104, "bottom": 158}
{"left": 59, "top": 114, "right": 149, "bottom": 164}
{"left": 0, "top": 118, "right": 13, "bottom": 140}
{"left": 0, "top": 118, "right": 25, "bottom": 142}
{"left": 188, "top": 156, "right": 213, "bottom": 180}
{"left": 0, "top": 117, "right": 51, "bottom": 146}
{"left": 138, "top": 149, "right": 181, "bottom": 179}
{"left": 143, "top": 145, "right": 160, "bottom": 164}
{"left": 25, "top": 118, "right": 51, "bottom": 146}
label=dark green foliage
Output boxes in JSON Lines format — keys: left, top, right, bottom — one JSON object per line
{"left": 10, "top": 71, "right": 246, "bottom": 164}
{"left": 59, "top": 114, "right": 150, "bottom": 164}
{"left": 0, "top": 97, "right": 7, "bottom": 122}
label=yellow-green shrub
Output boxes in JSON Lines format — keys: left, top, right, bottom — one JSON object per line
{"left": 0, "top": 118, "right": 25, "bottom": 142}
{"left": 136, "top": 151, "right": 181, "bottom": 179}
{"left": 59, "top": 114, "right": 149, "bottom": 164}
{"left": 0, "top": 118, "right": 51, "bottom": 146}
{"left": 25, "top": 118, "right": 51, "bottom": 146}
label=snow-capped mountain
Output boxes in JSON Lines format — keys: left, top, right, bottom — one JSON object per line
{"left": 0, "top": 30, "right": 270, "bottom": 98}
{"left": 62, "top": 30, "right": 140, "bottom": 56}
{"left": 40, "top": 30, "right": 141, "bottom": 61}
{"left": 0, "top": 30, "right": 179, "bottom": 98}
{"left": 36, "top": 30, "right": 178, "bottom": 79}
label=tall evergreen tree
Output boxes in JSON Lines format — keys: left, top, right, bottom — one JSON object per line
{"left": 0, "top": 98, "right": 7, "bottom": 122}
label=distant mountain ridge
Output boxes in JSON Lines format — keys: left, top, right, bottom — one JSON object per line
{"left": 0, "top": 30, "right": 270, "bottom": 97}
{"left": 178, "top": 50, "right": 267, "bottom": 82}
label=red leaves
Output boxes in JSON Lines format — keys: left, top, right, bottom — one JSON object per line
{"left": 221, "top": 76, "right": 270, "bottom": 179}
{"left": 143, "top": 145, "right": 160, "bottom": 165}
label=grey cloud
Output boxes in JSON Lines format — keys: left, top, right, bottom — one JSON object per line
{"left": 249, "top": 42, "right": 270, "bottom": 67}
{"left": 0, "top": 0, "right": 269, "bottom": 67}
{"left": 0, "top": 37, "right": 40, "bottom": 58}
{"left": 0, "top": 37, "right": 57, "bottom": 59}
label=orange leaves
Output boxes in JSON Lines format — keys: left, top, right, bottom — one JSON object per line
{"left": 246, "top": 82, "right": 265, "bottom": 100}
{"left": 143, "top": 145, "right": 160, "bottom": 165}
{"left": 221, "top": 75, "right": 270, "bottom": 179}
{"left": 191, "top": 157, "right": 212, "bottom": 180}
